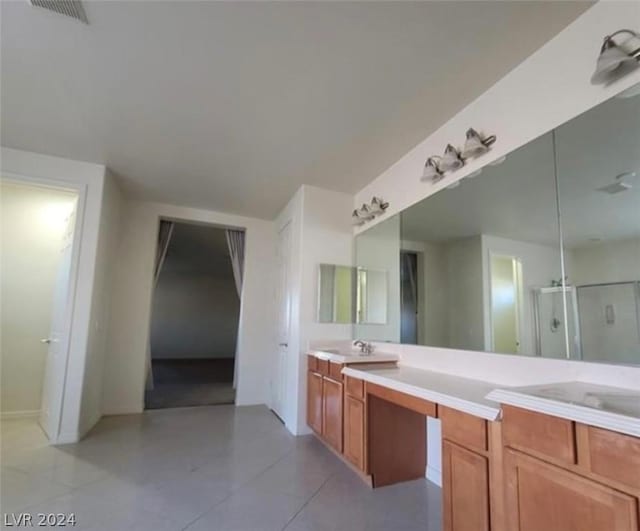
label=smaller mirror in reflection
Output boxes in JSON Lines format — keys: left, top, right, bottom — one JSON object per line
{"left": 317, "top": 264, "right": 355, "bottom": 324}
{"left": 357, "top": 267, "right": 388, "bottom": 325}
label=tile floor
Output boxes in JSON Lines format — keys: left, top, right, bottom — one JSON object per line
{"left": 1, "top": 405, "right": 441, "bottom": 530}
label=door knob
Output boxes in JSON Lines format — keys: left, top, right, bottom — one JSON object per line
{"left": 279, "top": 342, "right": 288, "bottom": 347}
{"left": 40, "top": 338, "right": 53, "bottom": 344}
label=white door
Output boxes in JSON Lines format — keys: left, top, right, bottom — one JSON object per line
{"left": 272, "top": 221, "right": 291, "bottom": 421}
{"left": 39, "top": 202, "right": 77, "bottom": 440}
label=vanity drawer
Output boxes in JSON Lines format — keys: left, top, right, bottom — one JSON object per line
{"left": 317, "top": 358, "right": 330, "bottom": 377}
{"left": 578, "top": 424, "right": 640, "bottom": 491}
{"left": 307, "top": 355, "right": 318, "bottom": 372}
{"left": 440, "top": 406, "right": 487, "bottom": 453}
{"left": 503, "top": 406, "right": 576, "bottom": 465}
{"left": 329, "top": 362, "right": 343, "bottom": 381}
{"left": 345, "top": 376, "right": 364, "bottom": 400}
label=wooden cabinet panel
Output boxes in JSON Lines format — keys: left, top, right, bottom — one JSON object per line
{"left": 344, "top": 396, "right": 365, "bottom": 471}
{"left": 307, "top": 355, "right": 318, "bottom": 372}
{"left": 578, "top": 424, "right": 640, "bottom": 492}
{"left": 505, "top": 448, "right": 639, "bottom": 531}
{"left": 329, "top": 362, "right": 343, "bottom": 381}
{"left": 366, "top": 382, "right": 436, "bottom": 417}
{"left": 443, "top": 441, "right": 490, "bottom": 531}
{"left": 307, "top": 371, "right": 323, "bottom": 434}
{"left": 322, "top": 377, "right": 343, "bottom": 452}
{"left": 441, "top": 406, "right": 488, "bottom": 453}
{"left": 345, "top": 376, "right": 364, "bottom": 400}
{"left": 317, "top": 358, "right": 330, "bottom": 377}
{"left": 503, "top": 405, "right": 576, "bottom": 465}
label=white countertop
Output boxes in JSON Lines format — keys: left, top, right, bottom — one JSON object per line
{"left": 342, "top": 364, "right": 501, "bottom": 421}
{"left": 487, "top": 382, "right": 640, "bottom": 438}
{"left": 309, "top": 348, "right": 399, "bottom": 364}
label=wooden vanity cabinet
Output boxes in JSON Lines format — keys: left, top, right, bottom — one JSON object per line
{"left": 344, "top": 376, "right": 366, "bottom": 471}
{"left": 306, "top": 356, "right": 343, "bottom": 452}
{"left": 502, "top": 405, "right": 640, "bottom": 531}
{"left": 440, "top": 406, "right": 504, "bottom": 531}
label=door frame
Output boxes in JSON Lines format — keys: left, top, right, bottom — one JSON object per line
{"left": 1, "top": 171, "right": 86, "bottom": 444}
{"left": 142, "top": 215, "right": 247, "bottom": 408}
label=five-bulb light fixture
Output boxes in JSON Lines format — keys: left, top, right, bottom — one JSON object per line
{"left": 421, "top": 128, "right": 497, "bottom": 186}
{"left": 352, "top": 196, "right": 389, "bottom": 226}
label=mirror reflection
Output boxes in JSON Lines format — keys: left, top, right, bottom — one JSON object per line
{"left": 555, "top": 87, "right": 640, "bottom": 364}
{"left": 399, "top": 133, "right": 562, "bottom": 357}
{"left": 317, "top": 264, "right": 355, "bottom": 324}
{"left": 354, "top": 82, "right": 640, "bottom": 365}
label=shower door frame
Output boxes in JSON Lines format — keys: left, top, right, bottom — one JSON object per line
{"left": 532, "top": 286, "right": 582, "bottom": 360}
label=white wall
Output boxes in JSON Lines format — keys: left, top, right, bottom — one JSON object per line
{"left": 0, "top": 181, "right": 77, "bottom": 416}
{"left": 445, "top": 236, "right": 484, "bottom": 351}
{"left": 102, "top": 200, "right": 276, "bottom": 414}
{"left": 151, "top": 273, "right": 239, "bottom": 359}
{"left": 276, "top": 185, "right": 354, "bottom": 435}
{"left": 78, "top": 171, "right": 122, "bottom": 436}
{"left": 569, "top": 237, "right": 640, "bottom": 286}
{"left": 354, "top": 1, "right": 640, "bottom": 229}
{"left": 1, "top": 147, "right": 109, "bottom": 443}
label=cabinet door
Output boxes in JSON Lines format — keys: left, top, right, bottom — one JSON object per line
{"left": 307, "top": 371, "right": 323, "bottom": 434}
{"left": 344, "top": 395, "right": 365, "bottom": 471}
{"left": 443, "top": 441, "right": 490, "bottom": 531}
{"left": 505, "top": 449, "right": 639, "bottom": 531}
{"left": 322, "top": 377, "right": 343, "bottom": 452}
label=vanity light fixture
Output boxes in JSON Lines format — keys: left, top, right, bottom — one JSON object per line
{"left": 352, "top": 197, "right": 389, "bottom": 225}
{"left": 461, "top": 128, "right": 497, "bottom": 159}
{"left": 421, "top": 157, "right": 443, "bottom": 183}
{"left": 591, "top": 29, "right": 640, "bottom": 85}
{"left": 440, "top": 144, "right": 465, "bottom": 172}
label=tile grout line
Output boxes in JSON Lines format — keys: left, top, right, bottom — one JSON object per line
{"left": 179, "top": 444, "right": 298, "bottom": 531}
{"left": 280, "top": 471, "right": 337, "bottom": 530}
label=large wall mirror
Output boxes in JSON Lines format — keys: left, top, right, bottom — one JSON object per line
{"left": 354, "top": 82, "right": 640, "bottom": 365}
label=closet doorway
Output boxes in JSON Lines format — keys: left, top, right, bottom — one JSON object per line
{"left": 144, "top": 220, "right": 245, "bottom": 409}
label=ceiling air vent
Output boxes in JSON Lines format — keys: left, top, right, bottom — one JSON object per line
{"left": 29, "top": 0, "right": 88, "bottom": 24}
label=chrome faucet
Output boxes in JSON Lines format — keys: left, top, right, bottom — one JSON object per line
{"left": 353, "top": 340, "right": 374, "bottom": 355}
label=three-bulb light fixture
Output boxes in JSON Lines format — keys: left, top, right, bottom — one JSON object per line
{"left": 421, "top": 128, "right": 497, "bottom": 186}
{"left": 352, "top": 196, "right": 389, "bottom": 226}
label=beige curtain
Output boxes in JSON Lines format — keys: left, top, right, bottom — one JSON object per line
{"left": 145, "top": 220, "right": 175, "bottom": 391}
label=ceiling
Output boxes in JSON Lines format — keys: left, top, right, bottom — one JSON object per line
{"left": 401, "top": 86, "right": 640, "bottom": 249}
{"left": 1, "top": 1, "right": 591, "bottom": 219}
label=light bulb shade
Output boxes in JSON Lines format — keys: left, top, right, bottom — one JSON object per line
{"left": 461, "top": 128, "right": 496, "bottom": 158}
{"left": 421, "top": 157, "right": 442, "bottom": 182}
{"left": 591, "top": 44, "right": 636, "bottom": 84}
{"left": 440, "top": 144, "right": 464, "bottom": 172}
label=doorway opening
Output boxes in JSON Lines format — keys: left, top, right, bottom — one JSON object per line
{"left": 144, "top": 220, "right": 244, "bottom": 409}
{"left": 400, "top": 251, "right": 419, "bottom": 344}
{"left": 489, "top": 254, "right": 523, "bottom": 354}
{"left": 0, "top": 179, "right": 78, "bottom": 441}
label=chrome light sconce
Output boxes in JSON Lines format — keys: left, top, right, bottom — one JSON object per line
{"left": 420, "top": 128, "right": 497, "bottom": 184}
{"left": 461, "top": 128, "right": 496, "bottom": 159}
{"left": 352, "top": 196, "right": 389, "bottom": 226}
{"left": 591, "top": 29, "right": 640, "bottom": 85}
{"left": 420, "top": 157, "right": 443, "bottom": 183}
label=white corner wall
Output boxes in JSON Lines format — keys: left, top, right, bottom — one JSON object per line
{"left": 102, "top": 200, "right": 277, "bottom": 414}
{"left": 276, "top": 185, "right": 354, "bottom": 435}
{"left": 354, "top": 1, "right": 640, "bottom": 228}
{"left": 1, "top": 147, "right": 108, "bottom": 442}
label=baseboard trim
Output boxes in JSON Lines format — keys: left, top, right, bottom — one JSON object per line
{"left": 1, "top": 409, "right": 40, "bottom": 420}
{"left": 426, "top": 465, "right": 442, "bottom": 487}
